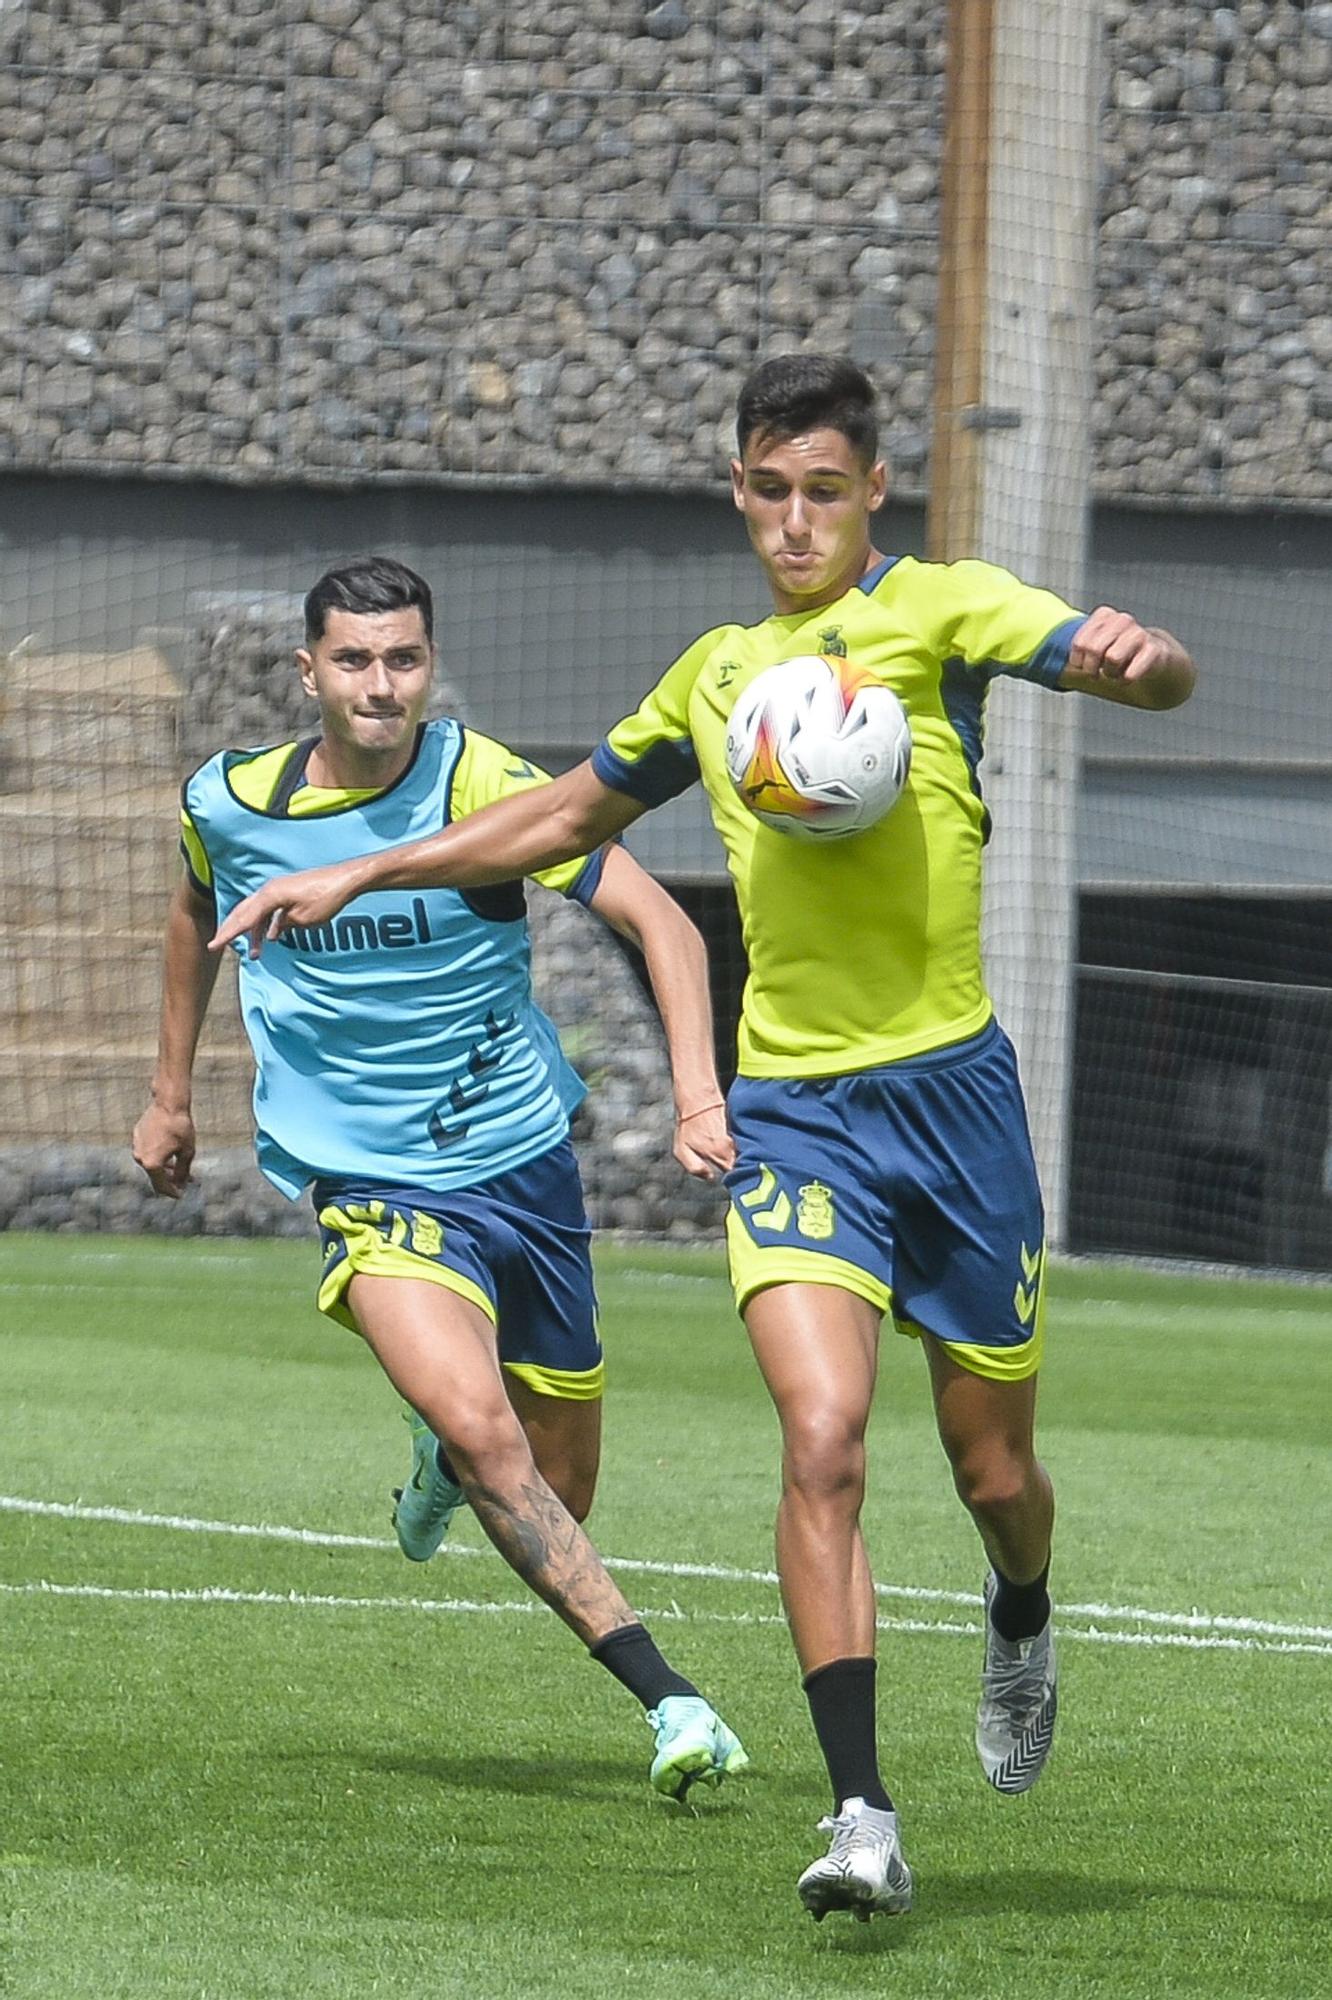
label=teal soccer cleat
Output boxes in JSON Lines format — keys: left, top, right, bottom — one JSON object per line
{"left": 392, "top": 1412, "right": 465, "bottom": 1563}
{"left": 646, "top": 1694, "right": 750, "bottom": 1801}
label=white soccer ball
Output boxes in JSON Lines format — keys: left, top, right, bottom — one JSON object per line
{"left": 723, "top": 654, "right": 912, "bottom": 841}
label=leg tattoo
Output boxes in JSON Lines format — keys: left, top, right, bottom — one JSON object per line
{"left": 464, "top": 1466, "right": 636, "bottom": 1646}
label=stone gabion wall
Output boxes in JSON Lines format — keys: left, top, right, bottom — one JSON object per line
{"left": 1, "top": 0, "right": 1327, "bottom": 506}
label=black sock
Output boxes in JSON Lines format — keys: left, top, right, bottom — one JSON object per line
{"left": 989, "top": 1560, "right": 1052, "bottom": 1643}
{"left": 803, "top": 1657, "right": 893, "bottom": 1813}
{"left": 589, "top": 1623, "right": 699, "bottom": 1711}
{"left": 434, "top": 1440, "right": 460, "bottom": 1486}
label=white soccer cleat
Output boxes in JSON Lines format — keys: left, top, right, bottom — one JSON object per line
{"left": 796, "top": 1798, "right": 914, "bottom": 1922}
{"left": 976, "top": 1572, "right": 1058, "bottom": 1793}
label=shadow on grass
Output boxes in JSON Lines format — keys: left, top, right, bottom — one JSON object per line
{"left": 800, "top": 1868, "right": 1332, "bottom": 1962}
{"left": 922, "top": 1868, "right": 1332, "bottom": 1924}
{"left": 747, "top": 1867, "right": 1151, "bottom": 1961}
{"left": 357, "top": 1748, "right": 750, "bottom": 1814}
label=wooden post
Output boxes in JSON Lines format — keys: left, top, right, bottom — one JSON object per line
{"left": 929, "top": 0, "right": 995, "bottom": 564}
{"left": 928, "top": 0, "right": 1100, "bottom": 1249}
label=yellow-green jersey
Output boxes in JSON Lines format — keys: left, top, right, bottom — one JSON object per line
{"left": 591, "top": 555, "right": 1083, "bottom": 1077}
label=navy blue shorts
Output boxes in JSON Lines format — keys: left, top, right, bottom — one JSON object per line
{"left": 724, "top": 1021, "right": 1047, "bottom": 1380}
{"left": 312, "top": 1138, "right": 602, "bottom": 1401}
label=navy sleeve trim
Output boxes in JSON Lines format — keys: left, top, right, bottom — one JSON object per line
{"left": 1017, "top": 614, "right": 1084, "bottom": 688}
{"left": 563, "top": 843, "right": 611, "bottom": 907}
{"left": 439, "top": 722, "right": 468, "bottom": 829}
{"left": 591, "top": 736, "right": 699, "bottom": 807}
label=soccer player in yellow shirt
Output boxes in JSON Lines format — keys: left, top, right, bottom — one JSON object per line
{"left": 214, "top": 358, "right": 1196, "bottom": 1921}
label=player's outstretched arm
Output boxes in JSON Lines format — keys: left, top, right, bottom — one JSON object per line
{"left": 586, "top": 845, "right": 735, "bottom": 1184}
{"left": 1058, "top": 605, "right": 1196, "bottom": 710}
{"left": 132, "top": 878, "right": 223, "bottom": 1199}
{"left": 210, "top": 758, "right": 644, "bottom": 957}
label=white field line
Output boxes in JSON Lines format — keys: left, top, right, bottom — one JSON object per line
{"left": 3, "top": 1492, "right": 1330, "bottom": 1647}
{"left": 3, "top": 1578, "right": 1331, "bottom": 1657}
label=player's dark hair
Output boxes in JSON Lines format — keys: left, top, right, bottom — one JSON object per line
{"left": 303, "top": 555, "right": 434, "bottom": 644}
{"left": 736, "top": 353, "right": 879, "bottom": 467}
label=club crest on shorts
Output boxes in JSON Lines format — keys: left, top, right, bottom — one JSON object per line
{"left": 796, "top": 1182, "right": 836, "bottom": 1240}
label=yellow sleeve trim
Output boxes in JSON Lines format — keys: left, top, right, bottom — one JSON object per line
{"left": 179, "top": 807, "right": 213, "bottom": 890}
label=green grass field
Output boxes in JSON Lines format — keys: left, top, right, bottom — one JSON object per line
{"left": 2, "top": 1233, "right": 1329, "bottom": 1999}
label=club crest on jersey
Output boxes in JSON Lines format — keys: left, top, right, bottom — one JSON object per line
{"left": 817, "top": 627, "right": 847, "bottom": 658}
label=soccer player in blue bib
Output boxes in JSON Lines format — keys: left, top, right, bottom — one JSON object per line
{"left": 214, "top": 363, "right": 1197, "bottom": 1919}
{"left": 133, "top": 556, "right": 748, "bottom": 1803}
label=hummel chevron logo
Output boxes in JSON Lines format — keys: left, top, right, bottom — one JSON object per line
{"left": 1013, "top": 1240, "right": 1043, "bottom": 1324}
{"left": 429, "top": 1008, "right": 517, "bottom": 1149}
{"left": 991, "top": 1691, "right": 1057, "bottom": 1795}
{"left": 739, "top": 1165, "right": 792, "bottom": 1234}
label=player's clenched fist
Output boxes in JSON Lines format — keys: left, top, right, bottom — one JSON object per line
{"left": 1064, "top": 605, "right": 1195, "bottom": 708}
{"left": 132, "top": 1101, "right": 196, "bottom": 1199}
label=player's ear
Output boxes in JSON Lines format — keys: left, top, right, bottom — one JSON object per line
{"left": 295, "top": 647, "right": 317, "bottom": 698}
{"left": 730, "top": 458, "right": 746, "bottom": 510}
{"left": 866, "top": 458, "right": 888, "bottom": 513}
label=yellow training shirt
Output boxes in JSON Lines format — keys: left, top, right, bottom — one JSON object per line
{"left": 591, "top": 555, "right": 1082, "bottom": 1077}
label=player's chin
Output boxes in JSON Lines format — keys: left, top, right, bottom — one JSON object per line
{"left": 774, "top": 559, "right": 832, "bottom": 596}
{"left": 353, "top": 719, "right": 412, "bottom": 753}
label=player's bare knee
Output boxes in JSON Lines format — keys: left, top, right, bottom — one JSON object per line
{"left": 950, "top": 1448, "right": 1031, "bottom": 1520}
{"left": 782, "top": 1411, "right": 867, "bottom": 1507}
{"left": 444, "top": 1407, "right": 534, "bottom": 1491}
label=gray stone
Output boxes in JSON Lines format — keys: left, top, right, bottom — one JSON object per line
{"left": 645, "top": 1, "right": 691, "bottom": 42}
{"left": 0, "top": 3, "right": 1324, "bottom": 511}
{"left": 1113, "top": 74, "right": 1157, "bottom": 111}
{"left": 1169, "top": 175, "right": 1220, "bottom": 217}
{"left": 1229, "top": 205, "right": 1288, "bottom": 247}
